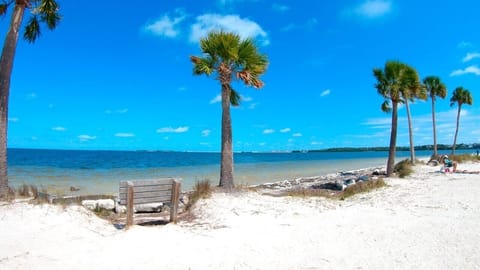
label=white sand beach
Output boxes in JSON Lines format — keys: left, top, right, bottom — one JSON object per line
{"left": 1, "top": 162, "right": 480, "bottom": 270}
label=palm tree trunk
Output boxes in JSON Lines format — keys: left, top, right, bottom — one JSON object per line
{"left": 219, "top": 84, "right": 234, "bottom": 189}
{"left": 0, "top": 3, "right": 26, "bottom": 199}
{"left": 431, "top": 98, "right": 438, "bottom": 156}
{"left": 451, "top": 104, "right": 462, "bottom": 155}
{"left": 405, "top": 99, "right": 415, "bottom": 164}
{"left": 387, "top": 101, "right": 398, "bottom": 176}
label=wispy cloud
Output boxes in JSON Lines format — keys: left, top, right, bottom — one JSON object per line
{"left": 157, "top": 126, "right": 189, "bottom": 133}
{"left": 272, "top": 3, "right": 290, "bottom": 13}
{"left": 115, "top": 133, "right": 135, "bottom": 138}
{"left": 8, "top": 117, "right": 19, "bottom": 123}
{"left": 263, "top": 129, "right": 275, "bottom": 134}
{"left": 201, "top": 129, "right": 211, "bottom": 137}
{"left": 280, "top": 128, "right": 291, "bottom": 133}
{"left": 350, "top": 0, "right": 393, "bottom": 19}
{"left": 52, "top": 126, "right": 66, "bottom": 132}
{"left": 105, "top": 108, "right": 128, "bottom": 114}
{"left": 210, "top": 94, "right": 221, "bottom": 104}
{"left": 320, "top": 89, "right": 331, "bottom": 97}
{"left": 26, "top": 93, "right": 37, "bottom": 100}
{"left": 462, "top": 52, "right": 480, "bottom": 62}
{"left": 293, "top": 133, "right": 302, "bottom": 137}
{"left": 458, "top": 41, "right": 473, "bottom": 48}
{"left": 190, "top": 14, "right": 269, "bottom": 46}
{"left": 450, "top": 65, "right": 480, "bottom": 76}
{"left": 78, "top": 135, "right": 96, "bottom": 142}
{"left": 143, "top": 9, "right": 187, "bottom": 38}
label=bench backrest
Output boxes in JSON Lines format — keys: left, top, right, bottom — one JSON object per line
{"left": 118, "top": 178, "right": 180, "bottom": 206}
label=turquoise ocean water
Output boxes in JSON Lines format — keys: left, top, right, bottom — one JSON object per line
{"left": 7, "top": 148, "right": 470, "bottom": 196}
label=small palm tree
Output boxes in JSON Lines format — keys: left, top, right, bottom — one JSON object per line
{"left": 0, "top": 0, "right": 61, "bottom": 199}
{"left": 400, "top": 65, "right": 425, "bottom": 165}
{"left": 450, "top": 87, "right": 473, "bottom": 155}
{"left": 423, "top": 76, "right": 447, "bottom": 157}
{"left": 190, "top": 31, "right": 268, "bottom": 189}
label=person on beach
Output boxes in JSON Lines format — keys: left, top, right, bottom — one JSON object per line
{"left": 441, "top": 155, "right": 457, "bottom": 173}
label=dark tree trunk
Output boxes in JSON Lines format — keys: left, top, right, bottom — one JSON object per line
{"left": 451, "top": 104, "right": 462, "bottom": 156}
{"left": 0, "top": 4, "right": 26, "bottom": 199}
{"left": 405, "top": 99, "right": 415, "bottom": 164}
{"left": 386, "top": 101, "right": 398, "bottom": 176}
{"left": 431, "top": 97, "right": 438, "bottom": 156}
{"left": 219, "top": 84, "right": 234, "bottom": 189}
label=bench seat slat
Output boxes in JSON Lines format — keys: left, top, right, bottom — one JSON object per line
{"left": 120, "top": 195, "right": 172, "bottom": 205}
{"left": 119, "top": 185, "right": 172, "bottom": 193}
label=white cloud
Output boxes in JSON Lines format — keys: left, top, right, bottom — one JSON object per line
{"left": 311, "top": 141, "right": 322, "bottom": 145}
{"left": 210, "top": 94, "right": 221, "bottom": 104}
{"left": 157, "top": 126, "right": 189, "bottom": 133}
{"left": 462, "top": 52, "right": 480, "bottom": 62}
{"left": 190, "top": 14, "right": 269, "bottom": 46}
{"left": 115, "top": 133, "right": 135, "bottom": 138}
{"left": 320, "top": 89, "right": 331, "bottom": 97}
{"left": 353, "top": 0, "right": 392, "bottom": 18}
{"left": 52, "top": 126, "right": 66, "bottom": 132}
{"left": 263, "top": 129, "right": 275, "bottom": 134}
{"left": 248, "top": 103, "right": 258, "bottom": 109}
{"left": 144, "top": 9, "right": 186, "bottom": 38}
{"left": 293, "top": 133, "right": 302, "bottom": 137}
{"left": 8, "top": 117, "right": 19, "bottom": 123}
{"left": 450, "top": 65, "right": 480, "bottom": 76}
{"left": 272, "top": 3, "right": 290, "bottom": 12}
{"left": 78, "top": 135, "right": 96, "bottom": 142}
{"left": 201, "top": 129, "right": 211, "bottom": 137}
{"left": 105, "top": 108, "right": 128, "bottom": 114}
{"left": 280, "top": 128, "right": 291, "bottom": 133}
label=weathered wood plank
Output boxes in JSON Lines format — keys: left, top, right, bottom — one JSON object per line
{"left": 119, "top": 190, "right": 172, "bottom": 200}
{"left": 119, "top": 185, "right": 173, "bottom": 193}
{"left": 170, "top": 180, "right": 181, "bottom": 223}
{"left": 119, "top": 179, "right": 174, "bottom": 187}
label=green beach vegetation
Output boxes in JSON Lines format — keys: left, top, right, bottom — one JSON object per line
{"left": 0, "top": 0, "right": 61, "bottom": 199}
{"left": 190, "top": 31, "right": 268, "bottom": 189}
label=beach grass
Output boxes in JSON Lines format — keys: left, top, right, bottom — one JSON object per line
{"left": 186, "top": 179, "right": 212, "bottom": 211}
{"left": 451, "top": 154, "right": 480, "bottom": 163}
{"left": 394, "top": 159, "right": 413, "bottom": 178}
{"left": 286, "top": 178, "right": 386, "bottom": 200}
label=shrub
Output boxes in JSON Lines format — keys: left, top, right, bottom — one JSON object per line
{"left": 340, "top": 179, "right": 386, "bottom": 200}
{"left": 394, "top": 159, "right": 413, "bottom": 178}
{"left": 17, "top": 184, "right": 39, "bottom": 198}
{"left": 186, "top": 179, "right": 212, "bottom": 210}
{"left": 450, "top": 154, "right": 479, "bottom": 163}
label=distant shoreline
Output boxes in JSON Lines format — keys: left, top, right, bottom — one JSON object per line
{"left": 7, "top": 143, "right": 480, "bottom": 154}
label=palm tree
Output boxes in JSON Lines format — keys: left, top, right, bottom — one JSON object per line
{"left": 0, "top": 0, "right": 61, "bottom": 199}
{"left": 423, "top": 76, "right": 447, "bottom": 157}
{"left": 400, "top": 65, "right": 425, "bottom": 165}
{"left": 374, "top": 60, "right": 419, "bottom": 176}
{"left": 190, "top": 31, "right": 268, "bottom": 189}
{"left": 450, "top": 87, "right": 473, "bottom": 155}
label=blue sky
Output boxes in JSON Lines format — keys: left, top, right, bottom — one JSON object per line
{"left": 2, "top": 0, "right": 479, "bottom": 152}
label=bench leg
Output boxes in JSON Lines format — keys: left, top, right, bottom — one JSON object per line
{"left": 170, "top": 180, "right": 181, "bottom": 223}
{"left": 126, "top": 183, "right": 134, "bottom": 229}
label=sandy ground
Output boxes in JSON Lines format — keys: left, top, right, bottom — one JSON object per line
{"left": 1, "top": 162, "right": 480, "bottom": 270}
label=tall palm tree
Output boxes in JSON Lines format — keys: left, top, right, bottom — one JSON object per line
{"left": 400, "top": 65, "right": 425, "bottom": 165}
{"left": 450, "top": 86, "right": 473, "bottom": 155}
{"left": 190, "top": 31, "right": 268, "bottom": 189}
{"left": 373, "top": 60, "right": 407, "bottom": 176}
{"left": 423, "top": 76, "right": 447, "bottom": 157}
{"left": 0, "top": 0, "right": 61, "bottom": 199}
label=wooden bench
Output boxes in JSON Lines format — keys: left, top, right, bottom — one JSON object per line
{"left": 118, "top": 178, "right": 181, "bottom": 228}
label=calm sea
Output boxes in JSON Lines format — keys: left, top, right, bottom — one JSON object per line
{"left": 7, "top": 148, "right": 469, "bottom": 196}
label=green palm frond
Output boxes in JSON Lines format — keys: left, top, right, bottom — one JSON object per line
{"left": 24, "top": 15, "right": 41, "bottom": 43}
{"left": 230, "top": 88, "right": 241, "bottom": 106}
{"left": 0, "top": 3, "right": 8, "bottom": 16}
{"left": 381, "top": 100, "right": 391, "bottom": 113}
{"left": 423, "top": 75, "right": 447, "bottom": 100}
{"left": 450, "top": 86, "right": 473, "bottom": 107}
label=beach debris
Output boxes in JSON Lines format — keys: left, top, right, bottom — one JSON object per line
{"left": 427, "top": 160, "right": 439, "bottom": 166}
{"left": 82, "top": 199, "right": 115, "bottom": 211}
{"left": 70, "top": 186, "right": 80, "bottom": 192}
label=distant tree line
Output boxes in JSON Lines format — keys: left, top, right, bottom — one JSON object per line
{"left": 305, "top": 143, "right": 480, "bottom": 153}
